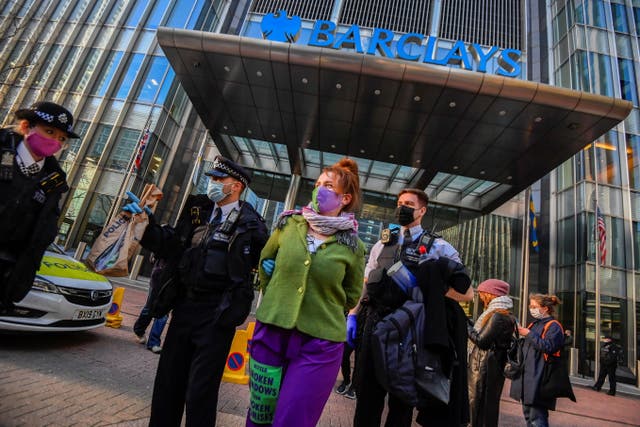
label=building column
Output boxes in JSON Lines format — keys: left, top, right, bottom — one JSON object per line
{"left": 284, "top": 174, "right": 301, "bottom": 211}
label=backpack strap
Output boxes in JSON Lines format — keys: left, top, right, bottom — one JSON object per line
{"left": 541, "top": 319, "right": 563, "bottom": 361}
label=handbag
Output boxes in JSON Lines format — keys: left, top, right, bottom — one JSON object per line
{"left": 538, "top": 356, "right": 576, "bottom": 401}
{"left": 537, "top": 319, "right": 577, "bottom": 402}
{"left": 503, "top": 322, "right": 524, "bottom": 380}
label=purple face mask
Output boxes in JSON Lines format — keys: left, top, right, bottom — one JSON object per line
{"left": 312, "top": 186, "right": 343, "bottom": 214}
{"left": 26, "top": 131, "right": 62, "bottom": 157}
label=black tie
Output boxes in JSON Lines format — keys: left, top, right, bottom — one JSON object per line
{"left": 402, "top": 229, "right": 413, "bottom": 247}
{"left": 211, "top": 208, "right": 222, "bottom": 227}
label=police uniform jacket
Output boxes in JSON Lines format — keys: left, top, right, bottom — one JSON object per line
{"left": 140, "top": 194, "right": 268, "bottom": 326}
{"left": 0, "top": 130, "right": 69, "bottom": 302}
{"left": 256, "top": 214, "right": 365, "bottom": 343}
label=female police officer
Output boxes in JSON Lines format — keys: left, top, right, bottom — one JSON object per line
{"left": 0, "top": 101, "right": 76, "bottom": 309}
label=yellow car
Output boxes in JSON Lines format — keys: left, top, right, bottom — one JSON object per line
{"left": 0, "top": 244, "right": 113, "bottom": 332}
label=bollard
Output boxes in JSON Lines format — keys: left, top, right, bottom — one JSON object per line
{"left": 222, "top": 322, "right": 256, "bottom": 385}
{"left": 570, "top": 347, "right": 579, "bottom": 376}
{"left": 223, "top": 329, "right": 250, "bottom": 384}
{"left": 73, "top": 242, "right": 87, "bottom": 261}
{"left": 129, "top": 255, "right": 144, "bottom": 280}
{"left": 106, "top": 287, "right": 125, "bottom": 328}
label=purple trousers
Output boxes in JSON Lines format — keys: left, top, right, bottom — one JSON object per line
{"left": 246, "top": 321, "right": 344, "bottom": 427}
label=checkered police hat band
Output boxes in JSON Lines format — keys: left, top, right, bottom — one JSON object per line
{"left": 213, "top": 158, "right": 247, "bottom": 186}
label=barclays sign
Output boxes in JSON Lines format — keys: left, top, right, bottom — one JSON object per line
{"left": 260, "top": 10, "right": 522, "bottom": 78}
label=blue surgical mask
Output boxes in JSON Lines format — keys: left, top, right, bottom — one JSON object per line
{"left": 207, "top": 180, "right": 230, "bottom": 203}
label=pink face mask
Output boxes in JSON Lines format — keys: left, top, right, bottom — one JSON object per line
{"left": 26, "top": 131, "right": 62, "bottom": 158}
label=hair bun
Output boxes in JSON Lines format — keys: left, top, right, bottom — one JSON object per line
{"left": 337, "top": 157, "right": 359, "bottom": 176}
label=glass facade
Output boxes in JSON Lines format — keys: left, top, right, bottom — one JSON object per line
{"left": 549, "top": 0, "right": 638, "bottom": 383}
{"left": 1, "top": 0, "right": 637, "bottom": 385}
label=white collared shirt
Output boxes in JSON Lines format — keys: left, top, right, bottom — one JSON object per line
{"left": 16, "top": 141, "right": 44, "bottom": 171}
{"left": 210, "top": 200, "right": 240, "bottom": 223}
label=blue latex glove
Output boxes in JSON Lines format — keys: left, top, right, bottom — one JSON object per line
{"left": 262, "top": 259, "right": 275, "bottom": 276}
{"left": 123, "top": 191, "right": 152, "bottom": 215}
{"left": 346, "top": 314, "right": 357, "bottom": 348}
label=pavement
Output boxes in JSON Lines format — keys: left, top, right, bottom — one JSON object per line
{"left": 0, "top": 276, "right": 638, "bottom": 427}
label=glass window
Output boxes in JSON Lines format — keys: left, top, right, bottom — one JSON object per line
{"left": 557, "top": 158, "right": 574, "bottom": 191}
{"left": 135, "top": 56, "right": 169, "bottom": 102}
{"left": 557, "top": 217, "right": 576, "bottom": 266}
{"left": 114, "top": 53, "right": 144, "bottom": 99}
{"left": 611, "top": 3, "right": 629, "bottom": 32}
{"left": 51, "top": 0, "right": 71, "bottom": 21}
{"left": 69, "top": 0, "right": 90, "bottom": 22}
{"left": 634, "top": 222, "right": 640, "bottom": 268}
{"left": 87, "top": 124, "right": 113, "bottom": 161}
{"left": 590, "top": 52, "right": 614, "bottom": 97}
{"left": 87, "top": 1, "right": 110, "bottom": 23}
{"left": 634, "top": 8, "right": 640, "bottom": 36}
{"left": 166, "top": 0, "right": 193, "bottom": 28}
{"left": 553, "top": 7, "right": 568, "bottom": 44}
{"left": 144, "top": 0, "right": 169, "bottom": 29}
{"left": 594, "top": 131, "right": 622, "bottom": 186}
{"left": 90, "top": 50, "right": 124, "bottom": 96}
{"left": 615, "top": 34, "right": 633, "bottom": 59}
{"left": 125, "top": 1, "right": 148, "bottom": 27}
{"left": 32, "top": 44, "right": 63, "bottom": 87}
{"left": 107, "top": 128, "right": 140, "bottom": 171}
{"left": 52, "top": 46, "right": 82, "bottom": 90}
{"left": 626, "top": 134, "right": 640, "bottom": 190}
{"left": 571, "top": 50, "right": 590, "bottom": 91}
{"left": 105, "top": 2, "right": 127, "bottom": 25}
{"left": 157, "top": 68, "right": 175, "bottom": 104}
{"left": 71, "top": 48, "right": 101, "bottom": 93}
{"left": 585, "top": 0, "right": 607, "bottom": 28}
{"left": 618, "top": 59, "right": 638, "bottom": 106}
{"left": 59, "top": 120, "right": 89, "bottom": 168}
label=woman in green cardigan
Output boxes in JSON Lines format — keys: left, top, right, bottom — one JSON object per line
{"left": 246, "top": 158, "right": 365, "bottom": 427}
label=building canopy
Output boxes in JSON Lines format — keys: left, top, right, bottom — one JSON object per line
{"left": 157, "top": 27, "right": 631, "bottom": 214}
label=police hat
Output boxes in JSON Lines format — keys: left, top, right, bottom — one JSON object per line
{"left": 14, "top": 101, "right": 80, "bottom": 138}
{"left": 205, "top": 155, "right": 251, "bottom": 186}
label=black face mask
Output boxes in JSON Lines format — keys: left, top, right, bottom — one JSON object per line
{"left": 395, "top": 205, "right": 415, "bottom": 226}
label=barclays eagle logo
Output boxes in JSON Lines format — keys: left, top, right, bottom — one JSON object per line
{"left": 260, "top": 10, "right": 301, "bottom": 43}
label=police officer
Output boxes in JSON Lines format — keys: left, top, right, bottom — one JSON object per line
{"left": 0, "top": 101, "right": 76, "bottom": 310}
{"left": 591, "top": 336, "right": 623, "bottom": 396}
{"left": 131, "top": 155, "right": 268, "bottom": 427}
{"left": 349, "top": 188, "right": 473, "bottom": 427}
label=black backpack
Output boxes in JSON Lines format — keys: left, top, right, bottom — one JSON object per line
{"left": 503, "top": 322, "right": 524, "bottom": 380}
{"left": 370, "top": 285, "right": 452, "bottom": 407}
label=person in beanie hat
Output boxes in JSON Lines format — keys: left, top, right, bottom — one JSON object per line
{"left": 0, "top": 101, "right": 76, "bottom": 310}
{"left": 126, "top": 154, "right": 268, "bottom": 427}
{"left": 467, "top": 279, "right": 516, "bottom": 427}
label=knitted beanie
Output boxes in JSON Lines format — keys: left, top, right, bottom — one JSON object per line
{"left": 477, "top": 279, "right": 510, "bottom": 296}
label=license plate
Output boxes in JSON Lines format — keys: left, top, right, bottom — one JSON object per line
{"left": 73, "top": 309, "right": 105, "bottom": 320}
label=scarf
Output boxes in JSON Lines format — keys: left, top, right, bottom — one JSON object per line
{"left": 473, "top": 295, "right": 513, "bottom": 332}
{"left": 278, "top": 204, "right": 360, "bottom": 251}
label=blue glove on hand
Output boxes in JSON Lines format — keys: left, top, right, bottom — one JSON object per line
{"left": 346, "top": 314, "right": 357, "bottom": 348}
{"left": 123, "top": 191, "right": 152, "bottom": 215}
{"left": 262, "top": 259, "right": 275, "bottom": 276}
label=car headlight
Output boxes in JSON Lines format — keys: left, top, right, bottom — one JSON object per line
{"left": 32, "top": 277, "right": 60, "bottom": 294}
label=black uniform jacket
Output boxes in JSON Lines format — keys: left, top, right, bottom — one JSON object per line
{"left": 0, "top": 133, "right": 69, "bottom": 303}
{"left": 140, "top": 194, "right": 268, "bottom": 326}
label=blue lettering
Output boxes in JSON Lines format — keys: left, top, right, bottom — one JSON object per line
{"left": 332, "top": 24, "right": 363, "bottom": 53}
{"left": 468, "top": 43, "right": 499, "bottom": 73}
{"left": 442, "top": 40, "right": 472, "bottom": 70}
{"left": 396, "top": 33, "right": 423, "bottom": 61}
{"left": 496, "top": 48, "right": 522, "bottom": 77}
{"left": 366, "top": 28, "right": 394, "bottom": 57}
{"left": 309, "top": 20, "right": 335, "bottom": 47}
{"left": 422, "top": 36, "right": 447, "bottom": 65}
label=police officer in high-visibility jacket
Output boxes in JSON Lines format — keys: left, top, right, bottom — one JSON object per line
{"left": 131, "top": 155, "right": 268, "bottom": 427}
{"left": 0, "top": 102, "right": 75, "bottom": 310}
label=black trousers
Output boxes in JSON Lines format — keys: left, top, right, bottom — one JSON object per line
{"left": 148, "top": 298, "right": 236, "bottom": 427}
{"left": 594, "top": 363, "right": 617, "bottom": 394}
{"left": 340, "top": 343, "right": 354, "bottom": 384}
{"left": 353, "top": 319, "right": 413, "bottom": 427}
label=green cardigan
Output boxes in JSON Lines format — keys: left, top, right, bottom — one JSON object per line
{"left": 256, "top": 215, "right": 365, "bottom": 342}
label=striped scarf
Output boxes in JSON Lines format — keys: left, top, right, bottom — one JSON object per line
{"left": 473, "top": 295, "right": 513, "bottom": 332}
